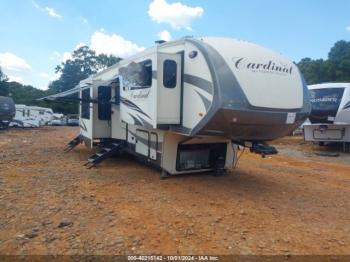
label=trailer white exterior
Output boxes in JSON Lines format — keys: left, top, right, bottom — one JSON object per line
{"left": 304, "top": 83, "right": 350, "bottom": 143}
{"left": 10, "top": 104, "right": 53, "bottom": 127}
{"left": 43, "top": 37, "right": 310, "bottom": 177}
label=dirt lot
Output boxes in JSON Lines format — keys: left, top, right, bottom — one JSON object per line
{"left": 0, "top": 126, "right": 349, "bottom": 255}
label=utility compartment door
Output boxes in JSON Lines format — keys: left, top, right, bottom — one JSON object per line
{"left": 157, "top": 53, "right": 182, "bottom": 124}
{"left": 136, "top": 129, "right": 149, "bottom": 157}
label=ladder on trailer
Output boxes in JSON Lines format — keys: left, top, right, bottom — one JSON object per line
{"left": 84, "top": 141, "right": 126, "bottom": 169}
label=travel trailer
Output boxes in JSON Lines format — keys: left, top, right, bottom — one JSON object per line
{"left": 42, "top": 37, "right": 310, "bottom": 177}
{"left": 304, "top": 83, "right": 350, "bottom": 146}
{"left": 10, "top": 105, "right": 53, "bottom": 127}
{"left": 0, "top": 96, "right": 16, "bottom": 129}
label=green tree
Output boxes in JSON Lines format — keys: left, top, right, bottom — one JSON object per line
{"left": 0, "top": 66, "right": 9, "bottom": 96}
{"left": 297, "top": 40, "right": 350, "bottom": 84}
{"left": 327, "top": 40, "right": 350, "bottom": 82}
{"left": 47, "top": 46, "right": 121, "bottom": 113}
{"left": 52, "top": 46, "right": 122, "bottom": 93}
{"left": 6, "top": 81, "right": 45, "bottom": 105}
{"left": 297, "top": 58, "right": 330, "bottom": 85}
{"left": 96, "top": 54, "right": 122, "bottom": 70}
{"left": 1, "top": 46, "right": 122, "bottom": 114}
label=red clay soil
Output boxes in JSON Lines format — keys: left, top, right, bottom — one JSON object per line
{"left": 0, "top": 127, "right": 349, "bottom": 255}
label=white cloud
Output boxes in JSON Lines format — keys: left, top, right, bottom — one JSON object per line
{"left": 346, "top": 26, "right": 350, "bottom": 32}
{"left": 39, "top": 72, "right": 50, "bottom": 79}
{"left": 32, "top": 1, "right": 62, "bottom": 19}
{"left": 32, "top": 0, "right": 41, "bottom": 10}
{"left": 49, "top": 43, "right": 85, "bottom": 65}
{"left": 49, "top": 51, "right": 61, "bottom": 61}
{"left": 8, "top": 75, "right": 24, "bottom": 84}
{"left": 50, "top": 72, "right": 61, "bottom": 81}
{"left": 62, "top": 52, "right": 72, "bottom": 62}
{"left": 148, "top": 0, "right": 203, "bottom": 30}
{"left": 49, "top": 32, "right": 143, "bottom": 67}
{"left": 0, "top": 52, "right": 31, "bottom": 72}
{"left": 90, "top": 32, "right": 145, "bottom": 57}
{"left": 158, "top": 30, "right": 171, "bottom": 41}
{"left": 75, "top": 42, "right": 86, "bottom": 50}
{"left": 57, "top": 43, "right": 85, "bottom": 63}
{"left": 45, "top": 7, "right": 62, "bottom": 18}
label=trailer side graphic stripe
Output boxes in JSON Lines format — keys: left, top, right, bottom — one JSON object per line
{"left": 194, "top": 90, "right": 211, "bottom": 112}
{"left": 137, "top": 115, "right": 153, "bottom": 129}
{"left": 184, "top": 74, "right": 213, "bottom": 95}
{"left": 343, "top": 101, "right": 350, "bottom": 110}
{"left": 128, "top": 113, "right": 143, "bottom": 126}
{"left": 80, "top": 120, "right": 87, "bottom": 132}
{"left": 120, "top": 97, "right": 151, "bottom": 119}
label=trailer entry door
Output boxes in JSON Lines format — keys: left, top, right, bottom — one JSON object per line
{"left": 157, "top": 53, "right": 182, "bottom": 124}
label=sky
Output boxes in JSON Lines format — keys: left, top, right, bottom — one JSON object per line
{"left": 0, "top": 0, "right": 349, "bottom": 90}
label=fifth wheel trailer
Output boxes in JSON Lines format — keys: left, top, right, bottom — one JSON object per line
{"left": 304, "top": 83, "right": 350, "bottom": 145}
{"left": 41, "top": 36, "right": 311, "bottom": 177}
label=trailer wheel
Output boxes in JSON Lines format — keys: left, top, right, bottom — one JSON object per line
{"left": 160, "top": 169, "right": 170, "bottom": 180}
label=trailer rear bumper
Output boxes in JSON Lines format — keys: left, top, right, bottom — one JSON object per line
{"left": 303, "top": 123, "right": 350, "bottom": 142}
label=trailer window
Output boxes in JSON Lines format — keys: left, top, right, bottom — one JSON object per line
{"left": 309, "top": 87, "right": 345, "bottom": 123}
{"left": 98, "top": 86, "right": 111, "bottom": 120}
{"left": 119, "top": 60, "right": 152, "bottom": 90}
{"left": 163, "top": 59, "right": 177, "bottom": 88}
{"left": 81, "top": 89, "right": 90, "bottom": 119}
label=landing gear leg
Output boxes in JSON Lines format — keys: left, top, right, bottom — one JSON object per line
{"left": 160, "top": 169, "right": 170, "bottom": 180}
{"left": 213, "top": 168, "right": 228, "bottom": 176}
{"left": 213, "top": 156, "right": 227, "bottom": 176}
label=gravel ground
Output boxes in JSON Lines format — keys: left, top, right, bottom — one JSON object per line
{"left": 0, "top": 127, "right": 349, "bottom": 255}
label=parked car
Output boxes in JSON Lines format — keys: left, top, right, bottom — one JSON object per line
{"left": 67, "top": 118, "right": 79, "bottom": 126}
{"left": 50, "top": 119, "right": 64, "bottom": 126}
{"left": 66, "top": 114, "right": 79, "bottom": 126}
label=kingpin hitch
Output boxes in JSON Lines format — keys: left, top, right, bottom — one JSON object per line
{"left": 250, "top": 142, "right": 278, "bottom": 157}
{"left": 233, "top": 141, "right": 278, "bottom": 158}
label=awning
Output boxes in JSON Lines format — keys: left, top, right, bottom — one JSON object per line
{"left": 38, "top": 85, "right": 88, "bottom": 101}
{"left": 37, "top": 77, "right": 117, "bottom": 102}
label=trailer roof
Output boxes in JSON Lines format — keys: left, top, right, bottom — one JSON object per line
{"left": 308, "top": 83, "right": 350, "bottom": 90}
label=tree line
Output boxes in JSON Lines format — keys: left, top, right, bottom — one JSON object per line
{"left": 297, "top": 40, "right": 350, "bottom": 84}
{"left": 1, "top": 40, "right": 349, "bottom": 114}
{"left": 0, "top": 46, "right": 121, "bottom": 114}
